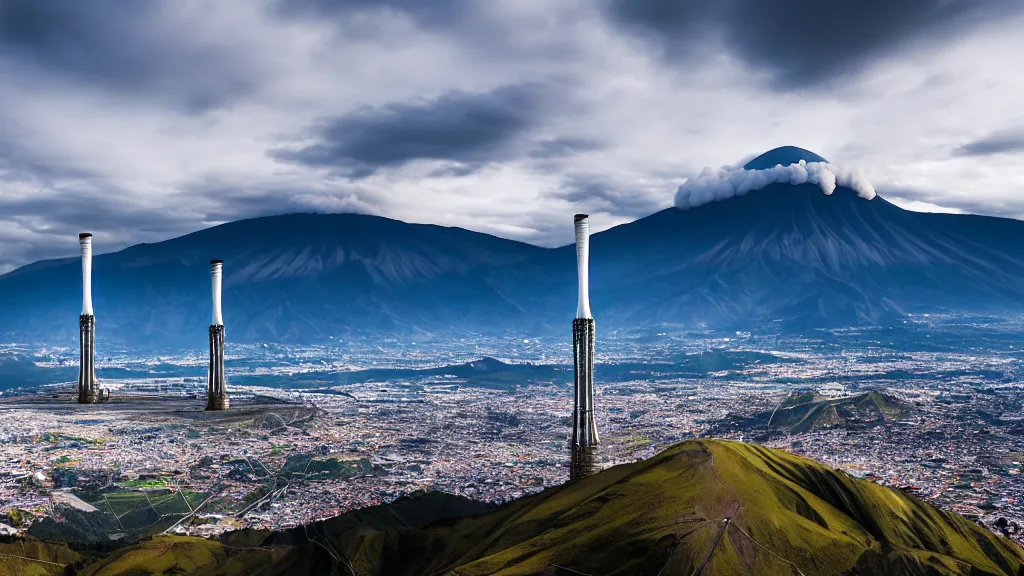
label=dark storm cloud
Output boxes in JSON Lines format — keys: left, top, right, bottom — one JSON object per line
{"left": 271, "top": 84, "right": 545, "bottom": 177}
{"left": 952, "top": 129, "right": 1024, "bottom": 157}
{"left": 0, "top": 150, "right": 96, "bottom": 184}
{"left": 0, "top": 173, "right": 381, "bottom": 274}
{"left": 529, "top": 138, "right": 604, "bottom": 160}
{"left": 0, "top": 0, "right": 253, "bottom": 111}
{"left": 527, "top": 138, "right": 606, "bottom": 175}
{"left": 0, "top": 122, "right": 97, "bottom": 183}
{"left": 0, "top": 188, "right": 196, "bottom": 237}
{"left": 603, "top": 0, "right": 1024, "bottom": 89}
{"left": 182, "top": 180, "right": 378, "bottom": 223}
{"left": 271, "top": 0, "right": 467, "bottom": 27}
{"left": 268, "top": 0, "right": 569, "bottom": 64}
{"left": 553, "top": 175, "right": 666, "bottom": 217}
{"left": 0, "top": 182, "right": 206, "bottom": 274}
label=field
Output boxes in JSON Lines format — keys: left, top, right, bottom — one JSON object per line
{"left": 84, "top": 489, "right": 207, "bottom": 539}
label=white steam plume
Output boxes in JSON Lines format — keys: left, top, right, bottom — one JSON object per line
{"left": 674, "top": 160, "right": 876, "bottom": 210}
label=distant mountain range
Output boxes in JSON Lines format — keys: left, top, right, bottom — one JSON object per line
{"left": 15, "top": 440, "right": 1024, "bottom": 575}
{"left": 230, "top": 351, "right": 793, "bottom": 391}
{"left": 0, "top": 214, "right": 546, "bottom": 349}
{"left": 3, "top": 146, "right": 1024, "bottom": 349}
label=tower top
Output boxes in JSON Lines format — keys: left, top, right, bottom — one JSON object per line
{"left": 79, "top": 232, "right": 92, "bottom": 239}
{"left": 574, "top": 214, "right": 588, "bottom": 222}
{"left": 210, "top": 259, "right": 223, "bottom": 264}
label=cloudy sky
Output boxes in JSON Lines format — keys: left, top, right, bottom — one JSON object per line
{"left": 1, "top": 0, "right": 1023, "bottom": 273}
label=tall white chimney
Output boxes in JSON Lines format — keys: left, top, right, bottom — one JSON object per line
{"left": 207, "top": 259, "right": 229, "bottom": 411}
{"left": 574, "top": 214, "right": 592, "bottom": 319}
{"left": 570, "top": 213, "right": 599, "bottom": 480}
{"left": 211, "top": 260, "right": 223, "bottom": 326}
{"left": 80, "top": 233, "right": 93, "bottom": 316}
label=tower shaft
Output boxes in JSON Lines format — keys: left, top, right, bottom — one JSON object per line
{"left": 78, "top": 314, "right": 98, "bottom": 404}
{"left": 206, "top": 324, "right": 229, "bottom": 410}
{"left": 569, "top": 214, "right": 599, "bottom": 482}
{"left": 206, "top": 260, "right": 228, "bottom": 411}
{"left": 571, "top": 317, "right": 599, "bottom": 448}
{"left": 77, "top": 232, "right": 100, "bottom": 404}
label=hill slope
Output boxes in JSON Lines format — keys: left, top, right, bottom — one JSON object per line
{"left": 17, "top": 440, "right": 1023, "bottom": 575}
{"left": 766, "top": 390, "right": 913, "bottom": 433}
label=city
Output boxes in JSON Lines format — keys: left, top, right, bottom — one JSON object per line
{"left": 1, "top": 325, "right": 1021, "bottom": 549}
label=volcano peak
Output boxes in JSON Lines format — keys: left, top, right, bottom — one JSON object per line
{"left": 743, "top": 146, "right": 828, "bottom": 170}
{"left": 675, "top": 146, "right": 875, "bottom": 210}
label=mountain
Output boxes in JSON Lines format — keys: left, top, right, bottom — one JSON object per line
{"left": 765, "top": 390, "right": 913, "bottom": 433}
{"left": 0, "top": 351, "right": 75, "bottom": 390}
{"left": 12, "top": 440, "right": 1024, "bottom": 575}
{"left": 568, "top": 147, "right": 1024, "bottom": 331}
{"left": 231, "top": 351, "right": 795, "bottom": 392}
{"left": 0, "top": 213, "right": 546, "bottom": 349}
{"left": 709, "top": 390, "right": 916, "bottom": 439}
{"left": 4, "top": 146, "right": 1024, "bottom": 348}
{"left": 234, "top": 356, "right": 570, "bottom": 390}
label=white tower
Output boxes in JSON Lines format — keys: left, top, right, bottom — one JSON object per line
{"left": 571, "top": 215, "right": 599, "bottom": 481}
{"left": 78, "top": 233, "right": 99, "bottom": 404}
{"left": 206, "top": 260, "right": 229, "bottom": 410}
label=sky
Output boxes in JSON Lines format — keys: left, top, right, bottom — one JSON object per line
{"left": 1, "top": 0, "right": 1023, "bottom": 273}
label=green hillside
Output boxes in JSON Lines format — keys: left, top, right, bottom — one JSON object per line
{"left": 404, "top": 440, "right": 1024, "bottom": 575}
{"left": 768, "top": 390, "right": 912, "bottom": 433}
{"left": 0, "top": 539, "right": 81, "bottom": 575}
{"left": 4, "top": 440, "right": 1022, "bottom": 575}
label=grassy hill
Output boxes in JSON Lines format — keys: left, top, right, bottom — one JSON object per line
{"left": 767, "top": 390, "right": 912, "bottom": 433}
{"left": 6, "top": 440, "right": 1023, "bottom": 575}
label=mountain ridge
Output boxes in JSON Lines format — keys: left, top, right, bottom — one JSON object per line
{"left": 3, "top": 148, "right": 1024, "bottom": 346}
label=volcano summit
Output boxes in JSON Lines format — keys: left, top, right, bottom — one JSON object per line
{"left": 565, "top": 146, "right": 1024, "bottom": 331}
{"left": 674, "top": 146, "right": 877, "bottom": 209}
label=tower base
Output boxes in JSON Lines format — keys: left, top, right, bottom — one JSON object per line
{"left": 205, "top": 324, "right": 228, "bottom": 411}
{"left": 78, "top": 390, "right": 100, "bottom": 404}
{"left": 78, "top": 314, "right": 99, "bottom": 405}
{"left": 570, "top": 443, "right": 600, "bottom": 482}
{"left": 571, "top": 317, "right": 599, "bottom": 447}
{"left": 205, "top": 396, "right": 230, "bottom": 411}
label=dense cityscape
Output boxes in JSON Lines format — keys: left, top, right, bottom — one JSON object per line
{"left": 0, "top": 325, "right": 1021, "bottom": 549}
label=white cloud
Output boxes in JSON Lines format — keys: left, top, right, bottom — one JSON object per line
{"left": 884, "top": 198, "right": 966, "bottom": 215}
{"left": 674, "top": 160, "right": 876, "bottom": 210}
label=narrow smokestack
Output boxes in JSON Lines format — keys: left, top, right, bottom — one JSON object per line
{"left": 574, "top": 214, "right": 592, "bottom": 320}
{"left": 78, "top": 233, "right": 99, "bottom": 404}
{"left": 211, "top": 260, "right": 223, "bottom": 326}
{"left": 570, "top": 215, "right": 599, "bottom": 482}
{"left": 80, "top": 233, "right": 93, "bottom": 316}
{"left": 206, "top": 260, "right": 229, "bottom": 411}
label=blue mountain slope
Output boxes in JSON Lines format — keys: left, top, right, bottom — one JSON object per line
{"left": 0, "top": 213, "right": 547, "bottom": 348}
{"left": 574, "top": 186, "right": 1024, "bottom": 330}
